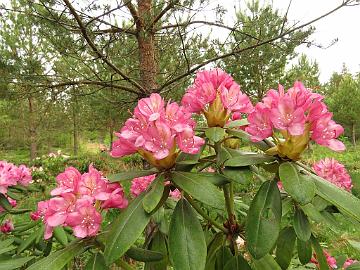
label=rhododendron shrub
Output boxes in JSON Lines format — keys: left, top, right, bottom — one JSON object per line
{"left": 6, "top": 69, "right": 360, "bottom": 270}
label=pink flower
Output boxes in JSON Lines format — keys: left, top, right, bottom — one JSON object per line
{"left": 51, "top": 167, "right": 81, "bottom": 196}
{"left": 111, "top": 93, "right": 204, "bottom": 168}
{"left": 344, "top": 258, "right": 357, "bottom": 269}
{"left": 30, "top": 211, "right": 41, "bottom": 221}
{"left": 169, "top": 189, "right": 182, "bottom": 199}
{"left": 101, "top": 183, "right": 128, "bottom": 209}
{"left": 181, "top": 69, "right": 253, "bottom": 127}
{"left": 246, "top": 81, "right": 345, "bottom": 157}
{"left": 44, "top": 193, "right": 77, "bottom": 227}
{"left": 311, "top": 250, "right": 337, "bottom": 269}
{"left": 0, "top": 220, "right": 14, "bottom": 233}
{"left": 66, "top": 199, "right": 102, "bottom": 238}
{"left": 313, "top": 158, "right": 352, "bottom": 191}
{"left": 17, "top": 165, "right": 32, "bottom": 186}
{"left": 311, "top": 113, "right": 345, "bottom": 152}
{"left": 135, "top": 93, "right": 164, "bottom": 121}
{"left": 78, "top": 165, "right": 108, "bottom": 199}
{"left": 270, "top": 96, "right": 306, "bottom": 135}
{"left": 131, "top": 174, "right": 156, "bottom": 197}
{"left": 245, "top": 103, "right": 273, "bottom": 142}
{"left": 0, "top": 161, "right": 32, "bottom": 194}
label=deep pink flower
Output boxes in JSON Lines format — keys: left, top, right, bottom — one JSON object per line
{"left": 66, "top": 199, "right": 102, "bottom": 238}
{"left": 313, "top": 158, "right": 352, "bottom": 191}
{"left": 17, "top": 165, "right": 32, "bottom": 186}
{"left": 181, "top": 69, "right": 253, "bottom": 126}
{"left": 111, "top": 93, "right": 204, "bottom": 167}
{"left": 101, "top": 183, "right": 128, "bottom": 209}
{"left": 245, "top": 103, "right": 273, "bottom": 142}
{"left": 311, "top": 250, "right": 337, "bottom": 269}
{"left": 51, "top": 167, "right": 81, "bottom": 196}
{"left": 78, "top": 165, "right": 108, "bottom": 200}
{"left": 131, "top": 174, "right": 156, "bottom": 197}
{"left": 0, "top": 220, "right": 14, "bottom": 233}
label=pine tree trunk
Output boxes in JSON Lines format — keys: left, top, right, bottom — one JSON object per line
{"left": 137, "top": 0, "right": 158, "bottom": 93}
{"left": 352, "top": 122, "right": 356, "bottom": 146}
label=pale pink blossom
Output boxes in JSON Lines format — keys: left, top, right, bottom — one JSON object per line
{"left": 313, "top": 158, "right": 352, "bottom": 191}
{"left": 66, "top": 199, "right": 102, "bottom": 238}
{"left": 0, "top": 220, "right": 14, "bottom": 233}
{"left": 135, "top": 93, "right": 164, "bottom": 121}
{"left": 131, "top": 174, "right": 156, "bottom": 197}
{"left": 0, "top": 161, "right": 32, "bottom": 194}
{"left": 169, "top": 189, "right": 182, "bottom": 199}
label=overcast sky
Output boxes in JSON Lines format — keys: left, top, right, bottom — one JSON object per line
{"left": 211, "top": 0, "right": 360, "bottom": 82}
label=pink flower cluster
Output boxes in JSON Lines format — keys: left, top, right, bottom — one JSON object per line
{"left": 0, "top": 161, "right": 32, "bottom": 194}
{"left": 0, "top": 219, "right": 14, "bottom": 233}
{"left": 313, "top": 158, "right": 352, "bottom": 191}
{"left": 130, "top": 174, "right": 181, "bottom": 199}
{"left": 311, "top": 250, "right": 337, "bottom": 269}
{"left": 246, "top": 82, "right": 345, "bottom": 152}
{"left": 33, "top": 165, "right": 128, "bottom": 239}
{"left": 111, "top": 93, "right": 204, "bottom": 167}
{"left": 181, "top": 69, "right": 253, "bottom": 126}
{"left": 311, "top": 251, "right": 358, "bottom": 269}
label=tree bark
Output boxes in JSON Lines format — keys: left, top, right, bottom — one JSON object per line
{"left": 28, "top": 96, "right": 37, "bottom": 161}
{"left": 352, "top": 122, "right": 356, "bottom": 146}
{"left": 137, "top": 0, "right": 158, "bottom": 93}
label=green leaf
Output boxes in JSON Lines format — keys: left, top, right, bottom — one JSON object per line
{"left": 205, "top": 127, "right": 226, "bottom": 142}
{"left": 53, "top": 227, "right": 68, "bottom": 246}
{"left": 279, "top": 162, "right": 315, "bottom": 205}
{"left": 0, "top": 194, "right": 12, "bottom": 211}
{"left": 246, "top": 180, "right": 282, "bottom": 259}
{"left": 215, "top": 246, "right": 233, "bottom": 270}
{"left": 275, "top": 227, "right": 296, "bottom": 270}
{"left": 171, "top": 171, "right": 225, "bottom": 209}
{"left": 17, "top": 230, "right": 41, "bottom": 254}
{"left": 0, "top": 245, "right": 16, "bottom": 255}
{"left": 169, "top": 199, "right": 207, "bottom": 270}
{"left": 126, "top": 247, "right": 164, "bottom": 262}
{"left": 0, "top": 239, "right": 15, "bottom": 249}
{"left": 143, "top": 175, "right": 165, "bottom": 213}
{"left": 293, "top": 208, "right": 311, "bottom": 241}
{"left": 26, "top": 240, "right": 88, "bottom": 270}
{"left": 107, "top": 169, "right": 157, "bottom": 182}
{"left": 224, "top": 254, "right": 252, "bottom": 270}
{"left": 311, "top": 236, "right": 330, "bottom": 270}
{"left": 175, "top": 146, "right": 204, "bottom": 172}
{"left": 311, "top": 173, "right": 360, "bottom": 222}
{"left": 297, "top": 239, "right": 312, "bottom": 265}
{"left": 226, "top": 129, "right": 270, "bottom": 151}
{"left": 144, "top": 231, "right": 168, "bottom": 270}
{"left": 253, "top": 254, "right": 282, "bottom": 270}
{"left": 0, "top": 257, "right": 34, "bottom": 270}
{"left": 12, "top": 221, "right": 40, "bottom": 233}
{"left": 85, "top": 253, "right": 108, "bottom": 270}
{"left": 222, "top": 167, "right": 251, "bottom": 185}
{"left": 225, "top": 118, "right": 249, "bottom": 128}
{"left": 205, "top": 232, "right": 225, "bottom": 270}
{"left": 104, "top": 193, "right": 151, "bottom": 264}
{"left": 224, "top": 153, "right": 276, "bottom": 167}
